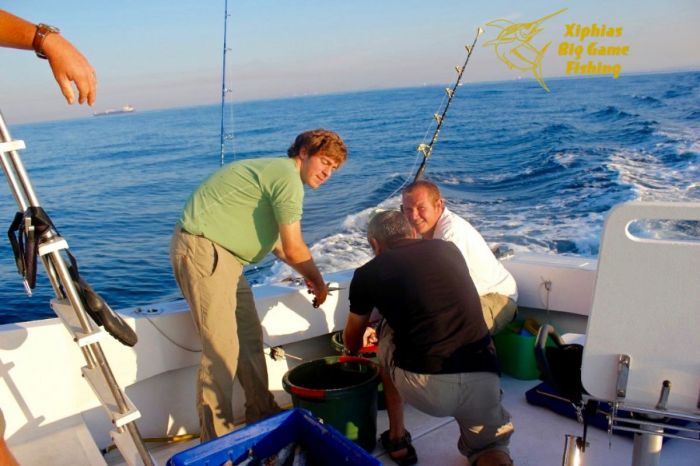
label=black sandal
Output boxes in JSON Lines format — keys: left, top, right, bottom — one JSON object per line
{"left": 380, "top": 430, "right": 418, "bottom": 466}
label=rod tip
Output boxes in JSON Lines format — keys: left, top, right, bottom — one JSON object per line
{"left": 477, "top": 27, "right": 484, "bottom": 36}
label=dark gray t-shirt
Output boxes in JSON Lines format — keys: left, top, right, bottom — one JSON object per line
{"left": 349, "top": 238, "right": 499, "bottom": 374}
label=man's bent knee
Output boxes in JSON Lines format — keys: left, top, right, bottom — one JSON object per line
{"left": 473, "top": 449, "right": 513, "bottom": 466}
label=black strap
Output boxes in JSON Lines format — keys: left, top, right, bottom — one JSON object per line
{"left": 7, "top": 206, "right": 53, "bottom": 290}
{"left": 581, "top": 399, "right": 598, "bottom": 452}
{"left": 72, "top": 268, "right": 138, "bottom": 347}
{"left": 8, "top": 211, "right": 27, "bottom": 278}
{"left": 6, "top": 206, "right": 137, "bottom": 347}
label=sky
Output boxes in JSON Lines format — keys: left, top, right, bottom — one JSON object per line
{"left": 1, "top": 0, "right": 699, "bottom": 124}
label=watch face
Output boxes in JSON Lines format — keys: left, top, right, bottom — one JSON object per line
{"left": 38, "top": 23, "right": 61, "bottom": 34}
{"left": 34, "top": 24, "right": 61, "bottom": 59}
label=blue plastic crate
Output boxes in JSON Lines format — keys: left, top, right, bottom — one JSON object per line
{"left": 167, "top": 408, "right": 380, "bottom": 466}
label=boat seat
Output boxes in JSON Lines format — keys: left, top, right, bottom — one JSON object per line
{"left": 534, "top": 201, "right": 700, "bottom": 414}
{"left": 534, "top": 201, "right": 700, "bottom": 465}
{"left": 581, "top": 201, "right": 700, "bottom": 412}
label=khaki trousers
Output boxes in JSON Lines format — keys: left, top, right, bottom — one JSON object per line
{"left": 480, "top": 293, "right": 518, "bottom": 335}
{"left": 170, "top": 226, "right": 279, "bottom": 441}
{"left": 378, "top": 323, "right": 513, "bottom": 463}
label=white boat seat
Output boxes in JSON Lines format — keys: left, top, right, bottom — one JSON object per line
{"left": 581, "top": 201, "right": 700, "bottom": 413}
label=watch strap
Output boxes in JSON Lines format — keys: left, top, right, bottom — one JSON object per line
{"left": 33, "top": 23, "right": 60, "bottom": 60}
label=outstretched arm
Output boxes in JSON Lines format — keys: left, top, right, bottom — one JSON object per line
{"left": 274, "top": 220, "right": 328, "bottom": 307}
{"left": 0, "top": 10, "right": 96, "bottom": 105}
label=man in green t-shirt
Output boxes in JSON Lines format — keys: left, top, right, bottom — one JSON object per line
{"left": 171, "top": 129, "right": 347, "bottom": 441}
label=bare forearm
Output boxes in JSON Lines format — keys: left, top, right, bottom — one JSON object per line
{"left": 280, "top": 241, "right": 311, "bottom": 266}
{"left": 275, "top": 242, "right": 319, "bottom": 282}
{"left": 343, "top": 328, "right": 363, "bottom": 353}
{"left": 0, "top": 10, "right": 35, "bottom": 49}
{"left": 276, "top": 221, "right": 328, "bottom": 306}
{"left": 343, "top": 313, "right": 369, "bottom": 353}
{"left": 287, "top": 258, "right": 324, "bottom": 288}
{"left": 0, "top": 10, "right": 96, "bottom": 105}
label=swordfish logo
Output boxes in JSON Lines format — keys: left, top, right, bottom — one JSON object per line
{"left": 484, "top": 8, "right": 567, "bottom": 92}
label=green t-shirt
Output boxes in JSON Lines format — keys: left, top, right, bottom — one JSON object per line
{"left": 180, "top": 157, "right": 303, "bottom": 264}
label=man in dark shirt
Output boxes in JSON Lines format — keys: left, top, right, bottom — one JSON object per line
{"left": 344, "top": 210, "right": 513, "bottom": 466}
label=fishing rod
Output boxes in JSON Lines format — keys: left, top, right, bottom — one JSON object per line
{"left": 219, "top": 0, "right": 233, "bottom": 166}
{"left": 413, "top": 27, "right": 484, "bottom": 182}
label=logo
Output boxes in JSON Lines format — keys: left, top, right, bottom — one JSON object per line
{"left": 484, "top": 8, "right": 567, "bottom": 92}
{"left": 484, "top": 9, "right": 630, "bottom": 91}
{"left": 560, "top": 23, "right": 627, "bottom": 79}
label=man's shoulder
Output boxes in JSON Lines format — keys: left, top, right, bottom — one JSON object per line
{"left": 231, "top": 156, "right": 285, "bottom": 167}
{"left": 442, "top": 207, "right": 474, "bottom": 226}
{"left": 436, "top": 208, "right": 475, "bottom": 239}
{"left": 253, "top": 158, "right": 301, "bottom": 190}
{"left": 349, "top": 258, "right": 379, "bottom": 298}
{"left": 401, "top": 238, "right": 460, "bottom": 259}
{"left": 427, "top": 238, "right": 463, "bottom": 255}
{"left": 353, "top": 256, "right": 378, "bottom": 276}
{"left": 237, "top": 156, "right": 292, "bottom": 170}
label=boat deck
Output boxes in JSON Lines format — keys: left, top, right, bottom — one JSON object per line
{"left": 107, "top": 375, "right": 699, "bottom": 466}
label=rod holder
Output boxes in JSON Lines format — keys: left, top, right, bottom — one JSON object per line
{"left": 616, "top": 354, "right": 630, "bottom": 398}
{"left": 562, "top": 434, "right": 586, "bottom": 466}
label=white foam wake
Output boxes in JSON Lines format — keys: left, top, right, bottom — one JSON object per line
{"left": 264, "top": 197, "right": 402, "bottom": 283}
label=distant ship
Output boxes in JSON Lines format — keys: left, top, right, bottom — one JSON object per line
{"left": 93, "top": 105, "right": 135, "bottom": 117}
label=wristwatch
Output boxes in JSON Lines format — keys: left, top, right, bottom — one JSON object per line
{"left": 32, "top": 23, "right": 60, "bottom": 59}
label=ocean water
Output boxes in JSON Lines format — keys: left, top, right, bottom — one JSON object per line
{"left": 1, "top": 71, "right": 698, "bottom": 324}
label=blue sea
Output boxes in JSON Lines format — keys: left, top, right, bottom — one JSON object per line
{"left": 1, "top": 71, "right": 698, "bottom": 324}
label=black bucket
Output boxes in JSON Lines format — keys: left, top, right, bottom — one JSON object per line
{"left": 330, "top": 330, "right": 378, "bottom": 357}
{"left": 282, "top": 355, "right": 379, "bottom": 452}
{"left": 331, "top": 330, "right": 386, "bottom": 410}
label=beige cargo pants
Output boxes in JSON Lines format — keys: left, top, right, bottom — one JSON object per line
{"left": 170, "top": 226, "right": 280, "bottom": 441}
{"left": 480, "top": 293, "right": 518, "bottom": 335}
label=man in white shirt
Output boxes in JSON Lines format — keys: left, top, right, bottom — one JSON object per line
{"left": 401, "top": 180, "right": 517, "bottom": 334}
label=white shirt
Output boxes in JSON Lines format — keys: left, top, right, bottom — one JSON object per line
{"left": 432, "top": 207, "right": 518, "bottom": 301}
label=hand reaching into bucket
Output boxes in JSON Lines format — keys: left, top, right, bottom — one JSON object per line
{"left": 363, "top": 326, "right": 378, "bottom": 347}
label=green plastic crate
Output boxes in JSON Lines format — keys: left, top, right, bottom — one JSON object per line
{"left": 494, "top": 320, "right": 552, "bottom": 380}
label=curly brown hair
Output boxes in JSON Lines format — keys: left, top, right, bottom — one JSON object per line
{"left": 287, "top": 129, "right": 347, "bottom": 165}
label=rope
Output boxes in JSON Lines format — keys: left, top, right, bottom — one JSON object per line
{"left": 143, "top": 315, "right": 312, "bottom": 361}
{"left": 379, "top": 95, "right": 447, "bottom": 205}
{"left": 265, "top": 343, "right": 304, "bottom": 362}
{"left": 144, "top": 317, "right": 202, "bottom": 353}
{"left": 540, "top": 277, "right": 552, "bottom": 324}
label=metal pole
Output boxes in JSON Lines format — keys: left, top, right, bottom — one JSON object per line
{"left": 0, "top": 110, "right": 154, "bottom": 466}
{"left": 219, "top": 0, "right": 230, "bottom": 166}
{"left": 562, "top": 434, "right": 586, "bottom": 466}
{"left": 631, "top": 429, "right": 663, "bottom": 466}
{"left": 0, "top": 111, "right": 31, "bottom": 211}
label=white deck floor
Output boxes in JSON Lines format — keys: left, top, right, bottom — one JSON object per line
{"left": 108, "top": 375, "right": 699, "bottom": 466}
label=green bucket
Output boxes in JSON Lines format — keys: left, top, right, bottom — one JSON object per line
{"left": 330, "top": 331, "right": 386, "bottom": 410}
{"left": 282, "top": 355, "right": 379, "bottom": 452}
{"left": 494, "top": 319, "right": 554, "bottom": 380}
